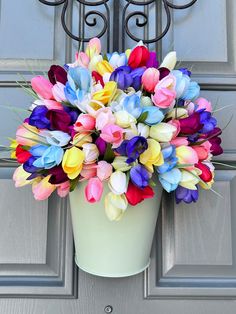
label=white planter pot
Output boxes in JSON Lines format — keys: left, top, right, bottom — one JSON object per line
{"left": 69, "top": 181, "right": 163, "bottom": 278}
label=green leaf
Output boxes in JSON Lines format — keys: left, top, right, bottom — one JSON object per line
{"left": 149, "top": 179, "right": 156, "bottom": 187}
{"left": 137, "top": 111, "right": 148, "bottom": 123}
{"left": 70, "top": 177, "right": 80, "bottom": 192}
{"left": 103, "top": 54, "right": 108, "bottom": 61}
{"left": 104, "top": 143, "right": 115, "bottom": 163}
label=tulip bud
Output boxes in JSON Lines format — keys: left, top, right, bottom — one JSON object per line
{"left": 150, "top": 123, "right": 177, "bottom": 142}
{"left": 105, "top": 192, "right": 128, "bottom": 221}
{"left": 141, "top": 68, "right": 160, "bottom": 93}
{"left": 82, "top": 143, "right": 99, "bottom": 164}
{"left": 160, "top": 51, "right": 177, "bottom": 70}
{"left": 85, "top": 177, "right": 103, "bottom": 203}
{"left": 108, "top": 170, "right": 127, "bottom": 195}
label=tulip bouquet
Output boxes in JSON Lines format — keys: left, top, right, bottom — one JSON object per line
{"left": 4, "top": 38, "right": 223, "bottom": 221}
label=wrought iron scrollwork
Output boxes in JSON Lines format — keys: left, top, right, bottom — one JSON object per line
{"left": 39, "top": 0, "right": 197, "bottom": 50}
{"left": 39, "top": 0, "right": 110, "bottom": 48}
{"left": 123, "top": 0, "right": 197, "bottom": 47}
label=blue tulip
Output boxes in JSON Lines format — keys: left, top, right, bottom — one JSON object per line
{"left": 29, "top": 105, "right": 50, "bottom": 129}
{"left": 123, "top": 94, "right": 142, "bottom": 118}
{"left": 158, "top": 168, "right": 181, "bottom": 192}
{"left": 33, "top": 146, "right": 64, "bottom": 169}
{"left": 157, "top": 145, "right": 178, "bottom": 174}
{"left": 141, "top": 106, "right": 164, "bottom": 125}
{"left": 172, "top": 70, "right": 190, "bottom": 99}
{"left": 30, "top": 145, "right": 48, "bottom": 157}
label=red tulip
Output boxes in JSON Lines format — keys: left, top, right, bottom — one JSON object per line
{"left": 195, "top": 162, "right": 212, "bottom": 183}
{"left": 92, "top": 71, "right": 104, "bottom": 87}
{"left": 128, "top": 46, "right": 150, "bottom": 69}
{"left": 15, "top": 145, "right": 32, "bottom": 163}
{"left": 125, "top": 181, "right": 154, "bottom": 206}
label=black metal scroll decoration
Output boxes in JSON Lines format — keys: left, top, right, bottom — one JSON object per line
{"left": 123, "top": 0, "right": 197, "bottom": 48}
{"left": 39, "top": 0, "right": 110, "bottom": 49}
{"left": 39, "top": 0, "right": 197, "bottom": 50}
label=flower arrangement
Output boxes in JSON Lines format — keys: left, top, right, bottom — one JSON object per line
{"left": 6, "top": 38, "right": 223, "bottom": 221}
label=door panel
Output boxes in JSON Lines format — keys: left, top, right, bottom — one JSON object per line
{"left": 0, "top": 0, "right": 235, "bottom": 313}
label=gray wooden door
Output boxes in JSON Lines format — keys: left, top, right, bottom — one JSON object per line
{"left": 0, "top": 0, "right": 236, "bottom": 313}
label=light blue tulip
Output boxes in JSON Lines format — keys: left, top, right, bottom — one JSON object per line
{"left": 33, "top": 146, "right": 64, "bottom": 169}
{"left": 108, "top": 52, "right": 127, "bottom": 68}
{"left": 172, "top": 70, "right": 190, "bottom": 99}
{"left": 64, "top": 66, "right": 92, "bottom": 111}
{"left": 158, "top": 168, "right": 181, "bottom": 192}
{"left": 141, "top": 106, "right": 164, "bottom": 126}
{"left": 44, "top": 131, "right": 71, "bottom": 147}
{"left": 67, "top": 66, "right": 91, "bottom": 92}
{"left": 182, "top": 81, "right": 200, "bottom": 101}
{"left": 123, "top": 94, "right": 142, "bottom": 118}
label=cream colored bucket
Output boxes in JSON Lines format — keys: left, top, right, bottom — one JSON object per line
{"left": 69, "top": 181, "right": 162, "bottom": 278}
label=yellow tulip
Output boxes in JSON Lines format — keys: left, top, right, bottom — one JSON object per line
{"left": 92, "top": 81, "right": 117, "bottom": 105}
{"left": 139, "top": 139, "right": 164, "bottom": 172}
{"left": 96, "top": 60, "right": 113, "bottom": 76}
{"left": 105, "top": 192, "right": 128, "bottom": 221}
{"left": 9, "top": 138, "right": 17, "bottom": 159}
{"left": 62, "top": 147, "right": 85, "bottom": 179}
{"left": 179, "top": 169, "right": 200, "bottom": 190}
{"left": 114, "top": 111, "right": 136, "bottom": 128}
{"left": 72, "top": 133, "right": 92, "bottom": 148}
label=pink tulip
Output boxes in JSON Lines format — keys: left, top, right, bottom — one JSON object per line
{"left": 86, "top": 37, "right": 101, "bottom": 59}
{"left": 31, "top": 76, "right": 54, "bottom": 100}
{"left": 32, "top": 176, "right": 56, "bottom": 200}
{"left": 80, "top": 163, "right": 97, "bottom": 181}
{"left": 95, "top": 107, "right": 116, "bottom": 130}
{"left": 52, "top": 82, "right": 67, "bottom": 102}
{"left": 57, "top": 181, "right": 70, "bottom": 197}
{"left": 170, "top": 137, "right": 188, "bottom": 147}
{"left": 152, "top": 87, "right": 176, "bottom": 109}
{"left": 97, "top": 161, "right": 113, "bottom": 181}
{"left": 74, "top": 114, "right": 96, "bottom": 132}
{"left": 156, "top": 73, "right": 176, "bottom": 90}
{"left": 43, "top": 100, "right": 63, "bottom": 110}
{"left": 141, "top": 68, "right": 160, "bottom": 93}
{"left": 167, "top": 119, "right": 180, "bottom": 139}
{"left": 75, "top": 51, "right": 90, "bottom": 68}
{"left": 85, "top": 177, "right": 103, "bottom": 203}
{"left": 195, "top": 97, "right": 212, "bottom": 112}
{"left": 16, "top": 123, "right": 39, "bottom": 146}
{"left": 100, "top": 124, "right": 124, "bottom": 148}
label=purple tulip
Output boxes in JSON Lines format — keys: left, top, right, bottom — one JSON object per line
{"left": 130, "top": 67, "right": 145, "bottom": 90}
{"left": 48, "top": 65, "right": 67, "bottom": 85}
{"left": 199, "top": 111, "right": 217, "bottom": 134}
{"left": 48, "top": 166, "right": 68, "bottom": 184}
{"left": 95, "top": 137, "right": 107, "bottom": 155}
{"left": 146, "top": 52, "right": 159, "bottom": 68}
{"left": 109, "top": 66, "right": 133, "bottom": 90}
{"left": 115, "top": 136, "right": 148, "bottom": 164}
{"left": 46, "top": 109, "right": 71, "bottom": 132}
{"left": 179, "top": 112, "right": 203, "bottom": 135}
{"left": 159, "top": 67, "right": 170, "bottom": 80}
{"left": 29, "top": 105, "right": 51, "bottom": 129}
{"left": 201, "top": 127, "right": 223, "bottom": 156}
{"left": 23, "top": 156, "right": 40, "bottom": 173}
{"left": 175, "top": 186, "right": 199, "bottom": 204}
{"left": 63, "top": 105, "right": 79, "bottom": 124}
{"left": 179, "top": 67, "right": 191, "bottom": 77}
{"left": 130, "top": 164, "right": 150, "bottom": 188}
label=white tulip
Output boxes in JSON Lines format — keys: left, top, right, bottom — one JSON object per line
{"left": 150, "top": 123, "right": 177, "bottom": 142}
{"left": 160, "top": 51, "right": 177, "bottom": 70}
{"left": 108, "top": 170, "right": 127, "bottom": 195}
